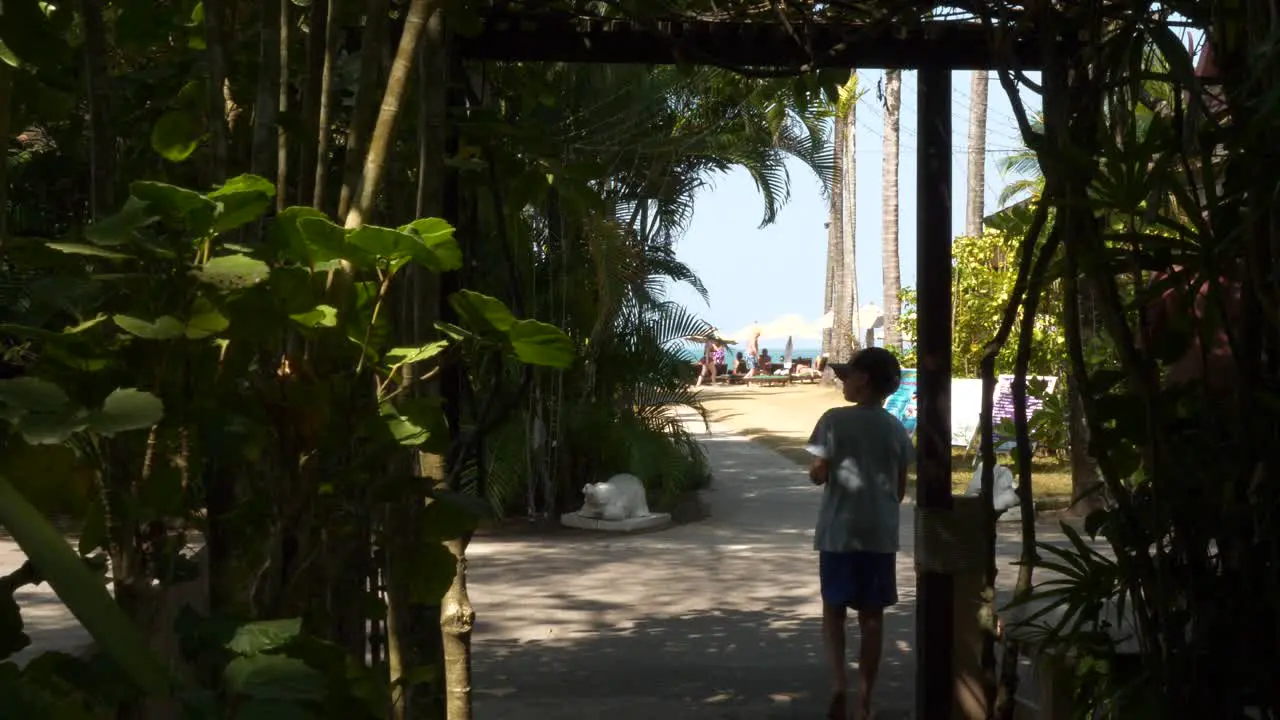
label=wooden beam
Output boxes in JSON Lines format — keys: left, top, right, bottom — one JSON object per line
{"left": 456, "top": 15, "right": 1043, "bottom": 71}
{"left": 914, "top": 63, "right": 956, "bottom": 719}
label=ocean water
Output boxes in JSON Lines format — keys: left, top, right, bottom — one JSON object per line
{"left": 681, "top": 343, "right": 824, "bottom": 362}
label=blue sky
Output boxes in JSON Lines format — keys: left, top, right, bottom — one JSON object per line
{"left": 666, "top": 70, "right": 1043, "bottom": 348}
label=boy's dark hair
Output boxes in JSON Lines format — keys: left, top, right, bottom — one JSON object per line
{"left": 833, "top": 347, "right": 902, "bottom": 396}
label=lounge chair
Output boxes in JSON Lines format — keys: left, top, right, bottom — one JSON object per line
{"left": 745, "top": 373, "right": 791, "bottom": 387}
{"left": 790, "top": 361, "right": 822, "bottom": 384}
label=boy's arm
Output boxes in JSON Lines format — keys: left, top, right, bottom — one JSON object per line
{"left": 897, "top": 429, "right": 915, "bottom": 503}
{"left": 805, "top": 412, "right": 829, "bottom": 485}
{"left": 809, "top": 458, "right": 829, "bottom": 485}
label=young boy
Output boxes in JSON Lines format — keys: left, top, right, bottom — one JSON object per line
{"left": 805, "top": 347, "right": 913, "bottom": 720}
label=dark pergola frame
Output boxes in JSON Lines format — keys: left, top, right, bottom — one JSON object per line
{"left": 459, "top": 14, "right": 1044, "bottom": 718}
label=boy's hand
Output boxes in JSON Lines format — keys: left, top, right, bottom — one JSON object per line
{"left": 809, "top": 459, "right": 829, "bottom": 486}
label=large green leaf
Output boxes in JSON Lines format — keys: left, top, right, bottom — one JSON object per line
{"left": 289, "top": 305, "right": 339, "bottom": 329}
{"left": 186, "top": 302, "right": 231, "bottom": 338}
{"left": 0, "top": 317, "right": 104, "bottom": 345}
{"left": 0, "top": 0, "right": 69, "bottom": 69}
{"left": 271, "top": 207, "right": 335, "bottom": 266}
{"left": 151, "top": 110, "right": 203, "bottom": 163}
{"left": 0, "top": 38, "right": 18, "bottom": 68}
{"left": 226, "top": 618, "right": 303, "bottom": 656}
{"left": 130, "top": 181, "right": 217, "bottom": 234}
{"left": 0, "top": 476, "right": 172, "bottom": 695}
{"left": 448, "top": 290, "right": 516, "bottom": 335}
{"left": 224, "top": 655, "right": 325, "bottom": 702}
{"left": 210, "top": 175, "right": 276, "bottom": 233}
{"left": 508, "top": 319, "right": 575, "bottom": 368}
{"left": 194, "top": 255, "right": 271, "bottom": 290}
{"left": 346, "top": 281, "right": 390, "bottom": 357}
{"left": 9, "top": 406, "right": 91, "bottom": 445}
{"left": 292, "top": 215, "right": 351, "bottom": 269}
{"left": 83, "top": 197, "right": 159, "bottom": 246}
{"left": 0, "top": 377, "right": 72, "bottom": 414}
{"left": 384, "top": 341, "right": 448, "bottom": 372}
{"left": 44, "top": 243, "right": 134, "bottom": 260}
{"left": 88, "top": 389, "right": 164, "bottom": 436}
{"left": 211, "top": 174, "right": 277, "bottom": 200}
{"left": 114, "top": 314, "right": 187, "bottom": 340}
{"left": 399, "top": 218, "right": 462, "bottom": 272}
{"left": 379, "top": 398, "right": 449, "bottom": 453}
{"left": 346, "top": 225, "right": 419, "bottom": 263}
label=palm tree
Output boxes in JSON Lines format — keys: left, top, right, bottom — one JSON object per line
{"left": 881, "top": 69, "right": 903, "bottom": 351}
{"left": 965, "top": 71, "right": 989, "bottom": 237}
{"left": 829, "top": 90, "right": 849, "bottom": 361}
{"left": 995, "top": 112, "right": 1046, "bottom": 207}
{"left": 842, "top": 75, "right": 861, "bottom": 355}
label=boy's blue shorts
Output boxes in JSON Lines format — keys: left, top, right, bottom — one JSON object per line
{"left": 819, "top": 551, "right": 899, "bottom": 611}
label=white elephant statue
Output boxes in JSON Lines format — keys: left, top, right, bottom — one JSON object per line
{"left": 579, "top": 474, "right": 651, "bottom": 521}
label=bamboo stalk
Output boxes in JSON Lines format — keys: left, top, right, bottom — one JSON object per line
{"left": 336, "top": 0, "right": 392, "bottom": 223}
{"left": 203, "top": 0, "right": 230, "bottom": 183}
{"left": 346, "top": 0, "right": 440, "bottom": 228}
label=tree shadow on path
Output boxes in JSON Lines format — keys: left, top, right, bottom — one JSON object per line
{"left": 472, "top": 602, "right": 917, "bottom": 719}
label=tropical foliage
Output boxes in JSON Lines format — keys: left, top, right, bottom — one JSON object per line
{"left": 970, "top": 2, "right": 1280, "bottom": 717}
{"left": 0, "top": 1, "right": 840, "bottom": 717}
{"left": 460, "top": 62, "right": 837, "bottom": 517}
{"left": 897, "top": 204, "right": 1067, "bottom": 379}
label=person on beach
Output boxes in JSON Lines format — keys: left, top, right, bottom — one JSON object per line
{"left": 733, "top": 351, "right": 749, "bottom": 376}
{"left": 747, "top": 321, "right": 761, "bottom": 367}
{"left": 697, "top": 340, "right": 718, "bottom": 386}
{"left": 804, "top": 347, "right": 913, "bottom": 720}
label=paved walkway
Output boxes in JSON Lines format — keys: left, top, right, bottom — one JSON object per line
{"left": 2, "top": 420, "right": 1072, "bottom": 717}
{"left": 467, "top": 421, "right": 1058, "bottom": 719}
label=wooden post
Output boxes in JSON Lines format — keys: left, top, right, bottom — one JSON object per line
{"left": 914, "top": 63, "right": 955, "bottom": 719}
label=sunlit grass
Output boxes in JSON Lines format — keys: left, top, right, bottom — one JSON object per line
{"left": 696, "top": 383, "right": 1075, "bottom": 505}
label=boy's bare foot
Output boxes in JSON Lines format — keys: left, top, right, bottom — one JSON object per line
{"left": 826, "top": 690, "right": 848, "bottom": 719}
{"left": 854, "top": 701, "right": 873, "bottom": 720}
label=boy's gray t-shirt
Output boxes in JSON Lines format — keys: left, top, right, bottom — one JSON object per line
{"left": 806, "top": 405, "right": 914, "bottom": 554}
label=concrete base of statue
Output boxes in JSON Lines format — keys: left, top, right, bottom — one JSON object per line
{"left": 560, "top": 511, "right": 672, "bottom": 532}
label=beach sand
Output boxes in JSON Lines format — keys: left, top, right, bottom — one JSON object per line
{"left": 696, "top": 381, "right": 1075, "bottom": 501}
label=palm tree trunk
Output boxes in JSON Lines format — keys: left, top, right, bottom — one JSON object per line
{"left": 822, "top": 248, "right": 836, "bottom": 356}
{"left": 829, "top": 108, "right": 851, "bottom": 362}
{"left": 881, "top": 70, "right": 903, "bottom": 351}
{"left": 843, "top": 90, "right": 859, "bottom": 351}
{"left": 965, "top": 71, "right": 989, "bottom": 238}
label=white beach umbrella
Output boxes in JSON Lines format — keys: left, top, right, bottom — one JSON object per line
{"left": 730, "top": 314, "right": 823, "bottom": 345}
{"left": 858, "top": 303, "right": 884, "bottom": 330}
